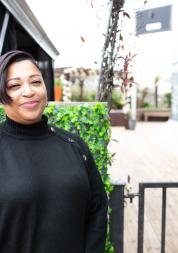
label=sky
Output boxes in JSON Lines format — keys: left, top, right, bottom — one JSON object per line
{"left": 119, "top": 0, "right": 176, "bottom": 92}
{"left": 26, "top": 0, "right": 177, "bottom": 93}
{"left": 26, "top": 0, "right": 109, "bottom": 68}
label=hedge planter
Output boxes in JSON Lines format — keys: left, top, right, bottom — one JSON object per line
{"left": 45, "top": 102, "right": 111, "bottom": 187}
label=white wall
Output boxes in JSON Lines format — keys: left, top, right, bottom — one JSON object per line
{"left": 121, "top": 0, "right": 176, "bottom": 95}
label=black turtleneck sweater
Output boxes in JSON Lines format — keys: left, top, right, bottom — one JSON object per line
{"left": 0, "top": 115, "right": 107, "bottom": 253}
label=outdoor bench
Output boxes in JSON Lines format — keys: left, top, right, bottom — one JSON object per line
{"left": 143, "top": 109, "right": 171, "bottom": 121}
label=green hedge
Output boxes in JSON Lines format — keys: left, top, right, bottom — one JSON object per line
{"left": 0, "top": 102, "right": 113, "bottom": 252}
{"left": 0, "top": 106, "right": 5, "bottom": 123}
{"left": 44, "top": 102, "right": 112, "bottom": 192}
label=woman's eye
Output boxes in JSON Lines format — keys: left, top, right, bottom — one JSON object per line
{"left": 32, "top": 80, "right": 42, "bottom": 86}
{"left": 7, "top": 84, "right": 21, "bottom": 90}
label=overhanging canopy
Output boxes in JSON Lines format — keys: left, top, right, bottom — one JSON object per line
{"left": 1, "top": 0, "right": 59, "bottom": 60}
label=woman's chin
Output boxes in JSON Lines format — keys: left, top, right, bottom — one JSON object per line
{"left": 9, "top": 111, "right": 43, "bottom": 124}
{"left": 21, "top": 113, "right": 43, "bottom": 124}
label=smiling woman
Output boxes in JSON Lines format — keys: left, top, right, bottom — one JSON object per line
{"left": 0, "top": 50, "right": 108, "bottom": 253}
{"left": 4, "top": 59, "right": 47, "bottom": 124}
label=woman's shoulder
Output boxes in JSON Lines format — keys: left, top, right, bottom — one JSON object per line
{"left": 49, "top": 125, "right": 91, "bottom": 167}
{"left": 49, "top": 125, "right": 88, "bottom": 152}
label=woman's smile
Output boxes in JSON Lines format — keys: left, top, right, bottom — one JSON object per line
{"left": 20, "top": 100, "right": 40, "bottom": 109}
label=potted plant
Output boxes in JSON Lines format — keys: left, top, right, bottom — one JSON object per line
{"left": 54, "top": 77, "right": 63, "bottom": 101}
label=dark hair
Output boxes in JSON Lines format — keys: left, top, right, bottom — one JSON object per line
{"left": 0, "top": 50, "right": 40, "bottom": 104}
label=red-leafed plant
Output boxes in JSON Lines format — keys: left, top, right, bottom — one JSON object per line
{"left": 117, "top": 51, "right": 137, "bottom": 94}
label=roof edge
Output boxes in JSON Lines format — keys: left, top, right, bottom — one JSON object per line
{"left": 1, "top": 0, "right": 59, "bottom": 59}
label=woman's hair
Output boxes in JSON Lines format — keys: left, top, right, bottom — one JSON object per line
{"left": 0, "top": 50, "right": 40, "bottom": 104}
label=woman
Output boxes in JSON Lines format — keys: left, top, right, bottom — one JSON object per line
{"left": 0, "top": 50, "right": 108, "bottom": 253}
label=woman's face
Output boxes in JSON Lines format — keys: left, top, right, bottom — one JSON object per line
{"left": 3, "top": 60, "right": 47, "bottom": 124}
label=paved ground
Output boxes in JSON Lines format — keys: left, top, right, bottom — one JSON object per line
{"left": 108, "top": 120, "right": 178, "bottom": 253}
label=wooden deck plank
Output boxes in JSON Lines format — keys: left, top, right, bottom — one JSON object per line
{"left": 109, "top": 121, "right": 178, "bottom": 253}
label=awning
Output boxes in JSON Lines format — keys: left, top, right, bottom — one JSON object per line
{"left": 1, "top": 0, "right": 59, "bottom": 60}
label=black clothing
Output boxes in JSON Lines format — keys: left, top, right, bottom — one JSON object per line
{"left": 0, "top": 115, "right": 108, "bottom": 253}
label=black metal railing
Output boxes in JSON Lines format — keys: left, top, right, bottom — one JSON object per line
{"left": 110, "top": 182, "right": 125, "bottom": 253}
{"left": 110, "top": 181, "right": 178, "bottom": 253}
{"left": 137, "top": 182, "right": 178, "bottom": 253}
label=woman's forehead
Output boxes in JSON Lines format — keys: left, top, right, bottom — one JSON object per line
{"left": 6, "top": 60, "right": 41, "bottom": 79}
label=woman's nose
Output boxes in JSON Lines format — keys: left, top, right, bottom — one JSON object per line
{"left": 22, "top": 83, "right": 35, "bottom": 97}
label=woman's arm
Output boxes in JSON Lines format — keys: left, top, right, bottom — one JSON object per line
{"left": 74, "top": 137, "right": 108, "bottom": 253}
{"left": 52, "top": 127, "right": 108, "bottom": 252}
{"left": 84, "top": 147, "right": 108, "bottom": 253}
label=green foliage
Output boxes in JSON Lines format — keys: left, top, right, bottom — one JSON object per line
{"left": 142, "top": 102, "right": 152, "bottom": 108}
{"left": 137, "top": 87, "right": 149, "bottom": 108}
{"left": 111, "top": 89, "right": 125, "bottom": 109}
{"left": 153, "top": 75, "right": 160, "bottom": 86}
{"left": 0, "top": 106, "right": 5, "bottom": 123}
{"left": 84, "top": 91, "right": 97, "bottom": 102}
{"left": 71, "top": 84, "right": 97, "bottom": 102}
{"left": 55, "top": 77, "right": 63, "bottom": 87}
{"left": 105, "top": 235, "right": 114, "bottom": 253}
{"left": 45, "top": 102, "right": 112, "bottom": 192}
{"left": 161, "top": 92, "right": 171, "bottom": 108}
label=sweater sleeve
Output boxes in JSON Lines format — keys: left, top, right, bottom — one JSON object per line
{"left": 78, "top": 139, "right": 108, "bottom": 253}
{"left": 53, "top": 128, "right": 108, "bottom": 252}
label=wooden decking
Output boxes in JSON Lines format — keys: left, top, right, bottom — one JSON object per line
{"left": 109, "top": 121, "right": 178, "bottom": 253}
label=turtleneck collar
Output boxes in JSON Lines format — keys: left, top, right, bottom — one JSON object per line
{"left": 1, "top": 115, "right": 50, "bottom": 138}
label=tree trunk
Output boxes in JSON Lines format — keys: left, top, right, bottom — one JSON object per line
{"left": 96, "top": 0, "right": 125, "bottom": 109}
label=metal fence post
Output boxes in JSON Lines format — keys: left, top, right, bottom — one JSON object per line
{"left": 137, "top": 183, "right": 145, "bottom": 253}
{"left": 109, "top": 180, "right": 126, "bottom": 253}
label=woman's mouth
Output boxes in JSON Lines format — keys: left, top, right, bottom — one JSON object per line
{"left": 21, "top": 101, "right": 39, "bottom": 109}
